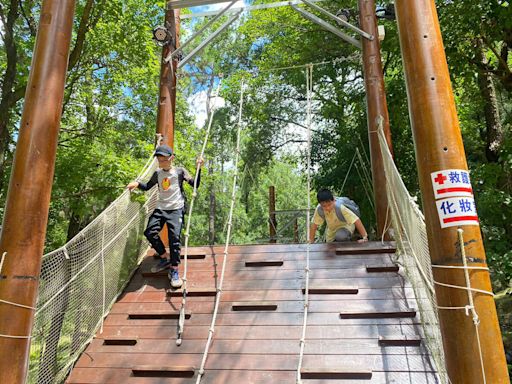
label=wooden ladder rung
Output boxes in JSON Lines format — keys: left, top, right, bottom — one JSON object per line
{"left": 166, "top": 288, "right": 217, "bottom": 297}
{"left": 339, "top": 309, "right": 416, "bottom": 319}
{"left": 366, "top": 264, "right": 399, "bottom": 273}
{"left": 102, "top": 338, "right": 137, "bottom": 346}
{"left": 245, "top": 260, "right": 283, "bottom": 267}
{"left": 301, "top": 368, "right": 372, "bottom": 380}
{"left": 128, "top": 311, "right": 191, "bottom": 320}
{"left": 132, "top": 366, "right": 195, "bottom": 378}
{"left": 378, "top": 335, "right": 422, "bottom": 346}
{"left": 302, "top": 286, "right": 358, "bottom": 294}
{"left": 232, "top": 302, "right": 278, "bottom": 311}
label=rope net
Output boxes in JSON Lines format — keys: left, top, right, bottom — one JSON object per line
{"left": 377, "top": 126, "right": 448, "bottom": 383}
{"left": 27, "top": 158, "right": 158, "bottom": 384}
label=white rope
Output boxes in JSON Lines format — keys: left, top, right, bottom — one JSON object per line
{"left": 99, "top": 216, "right": 107, "bottom": 334}
{"left": 434, "top": 229, "right": 488, "bottom": 383}
{"left": 195, "top": 80, "right": 244, "bottom": 384}
{"left": 296, "top": 64, "right": 313, "bottom": 384}
{"left": 0, "top": 251, "right": 35, "bottom": 339}
{"left": 176, "top": 78, "right": 222, "bottom": 346}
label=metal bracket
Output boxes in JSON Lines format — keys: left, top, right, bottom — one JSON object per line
{"left": 177, "top": 9, "right": 242, "bottom": 69}
{"left": 291, "top": 4, "right": 362, "bottom": 49}
{"left": 165, "top": 0, "right": 238, "bottom": 63}
{"left": 300, "top": 0, "right": 374, "bottom": 41}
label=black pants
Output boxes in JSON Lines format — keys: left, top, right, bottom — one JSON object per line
{"left": 144, "top": 208, "right": 183, "bottom": 266}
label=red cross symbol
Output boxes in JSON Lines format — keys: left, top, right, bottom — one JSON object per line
{"left": 434, "top": 173, "right": 447, "bottom": 185}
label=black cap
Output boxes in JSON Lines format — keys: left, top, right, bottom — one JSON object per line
{"left": 154, "top": 144, "right": 173, "bottom": 157}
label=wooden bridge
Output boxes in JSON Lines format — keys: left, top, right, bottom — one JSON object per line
{"left": 65, "top": 242, "right": 439, "bottom": 383}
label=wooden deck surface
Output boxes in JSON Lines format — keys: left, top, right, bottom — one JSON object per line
{"left": 65, "top": 242, "right": 440, "bottom": 383}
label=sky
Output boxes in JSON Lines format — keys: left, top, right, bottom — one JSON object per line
{"left": 184, "top": 1, "right": 246, "bottom": 127}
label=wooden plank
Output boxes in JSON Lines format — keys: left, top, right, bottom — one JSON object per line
{"left": 366, "top": 264, "right": 400, "bottom": 273}
{"left": 340, "top": 309, "right": 416, "bottom": 319}
{"left": 96, "top": 324, "right": 423, "bottom": 340}
{"left": 379, "top": 335, "right": 422, "bottom": 347}
{"left": 132, "top": 366, "right": 195, "bottom": 378}
{"left": 87, "top": 338, "right": 426, "bottom": 355}
{"left": 75, "top": 352, "right": 436, "bottom": 372}
{"left": 111, "top": 299, "right": 416, "bottom": 315}
{"left": 301, "top": 367, "right": 372, "bottom": 379}
{"left": 65, "top": 368, "right": 439, "bottom": 384}
{"left": 231, "top": 302, "right": 278, "bottom": 311}
{"left": 104, "top": 312, "right": 422, "bottom": 327}
{"left": 118, "top": 287, "right": 417, "bottom": 303}
{"left": 126, "top": 276, "right": 409, "bottom": 292}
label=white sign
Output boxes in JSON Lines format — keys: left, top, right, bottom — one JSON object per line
{"left": 435, "top": 196, "right": 479, "bottom": 228}
{"left": 430, "top": 169, "right": 473, "bottom": 199}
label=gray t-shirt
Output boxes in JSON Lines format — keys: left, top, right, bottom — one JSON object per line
{"left": 137, "top": 166, "right": 201, "bottom": 210}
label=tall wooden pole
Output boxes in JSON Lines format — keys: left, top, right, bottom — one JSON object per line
{"left": 156, "top": 8, "right": 180, "bottom": 148}
{"left": 395, "top": 1, "right": 509, "bottom": 382}
{"left": 0, "top": 1, "right": 76, "bottom": 382}
{"left": 358, "top": 0, "right": 394, "bottom": 240}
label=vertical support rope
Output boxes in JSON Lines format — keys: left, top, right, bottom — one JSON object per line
{"left": 296, "top": 64, "right": 313, "bottom": 384}
{"left": 195, "top": 79, "right": 245, "bottom": 383}
{"left": 176, "top": 78, "right": 222, "bottom": 346}
{"left": 458, "top": 228, "right": 487, "bottom": 384}
{"left": 99, "top": 216, "right": 107, "bottom": 334}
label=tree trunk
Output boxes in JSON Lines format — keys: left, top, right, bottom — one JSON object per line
{"left": 476, "top": 39, "right": 504, "bottom": 163}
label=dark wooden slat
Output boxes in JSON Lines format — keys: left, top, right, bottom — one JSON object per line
{"left": 303, "top": 285, "right": 358, "bottom": 294}
{"left": 132, "top": 366, "right": 195, "bottom": 378}
{"left": 245, "top": 260, "right": 283, "bottom": 267}
{"left": 166, "top": 288, "right": 217, "bottom": 297}
{"left": 231, "top": 302, "right": 278, "bottom": 311}
{"left": 379, "top": 335, "right": 422, "bottom": 346}
{"left": 336, "top": 245, "right": 396, "bottom": 255}
{"left": 301, "top": 368, "right": 372, "bottom": 380}
{"left": 128, "top": 311, "right": 191, "bottom": 320}
{"left": 340, "top": 309, "right": 416, "bottom": 319}
{"left": 366, "top": 264, "right": 400, "bottom": 273}
{"left": 102, "top": 338, "right": 137, "bottom": 346}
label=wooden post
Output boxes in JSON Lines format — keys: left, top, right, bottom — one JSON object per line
{"left": 156, "top": 9, "right": 180, "bottom": 148}
{"left": 0, "top": 1, "right": 76, "bottom": 382}
{"left": 395, "top": 0, "right": 509, "bottom": 382}
{"left": 269, "top": 186, "right": 277, "bottom": 243}
{"left": 156, "top": 9, "right": 180, "bottom": 248}
{"left": 358, "top": 0, "right": 394, "bottom": 240}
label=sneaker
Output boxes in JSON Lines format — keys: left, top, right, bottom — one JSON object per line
{"left": 151, "top": 258, "right": 172, "bottom": 273}
{"left": 169, "top": 268, "right": 183, "bottom": 288}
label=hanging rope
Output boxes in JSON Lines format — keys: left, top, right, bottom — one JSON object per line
{"left": 296, "top": 64, "right": 313, "bottom": 384}
{"left": 176, "top": 78, "right": 222, "bottom": 346}
{"left": 431, "top": 228, "right": 493, "bottom": 384}
{"left": 195, "top": 79, "right": 245, "bottom": 383}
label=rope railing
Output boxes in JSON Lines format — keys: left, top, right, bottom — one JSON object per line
{"left": 195, "top": 79, "right": 245, "bottom": 384}
{"left": 177, "top": 78, "right": 222, "bottom": 346}
{"left": 296, "top": 64, "right": 313, "bottom": 384}
{"left": 377, "top": 122, "right": 448, "bottom": 383}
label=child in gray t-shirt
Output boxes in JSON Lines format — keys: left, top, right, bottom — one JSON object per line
{"left": 127, "top": 145, "right": 203, "bottom": 288}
